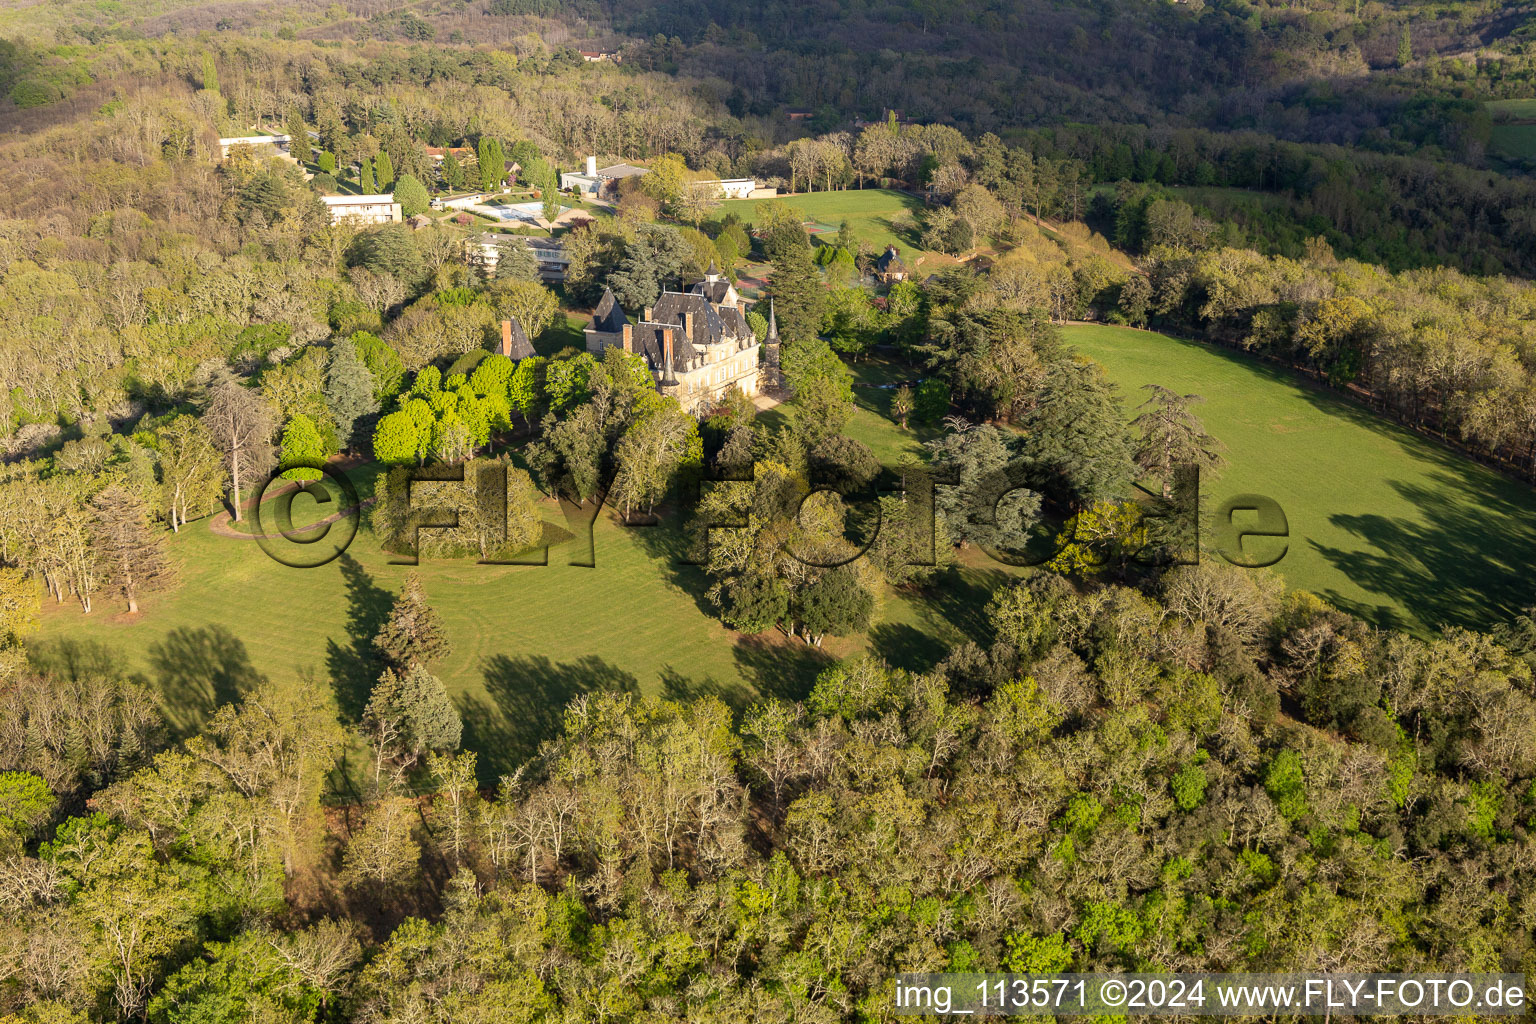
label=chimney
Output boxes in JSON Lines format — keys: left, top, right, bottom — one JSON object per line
{"left": 683, "top": 311, "right": 696, "bottom": 342}
{"left": 586, "top": 155, "right": 597, "bottom": 176}
{"left": 643, "top": 305, "right": 653, "bottom": 323}
{"left": 662, "top": 328, "right": 677, "bottom": 384}
{"left": 621, "top": 323, "right": 633, "bottom": 353}
{"left": 499, "top": 320, "right": 512, "bottom": 357}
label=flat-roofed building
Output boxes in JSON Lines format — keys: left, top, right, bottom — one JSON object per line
{"left": 560, "top": 156, "right": 649, "bottom": 199}
{"left": 218, "top": 134, "right": 291, "bottom": 160}
{"left": 320, "top": 194, "right": 401, "bottom": 225}
{"left": 465, "top": 234, "right": 569, "bottom": 283}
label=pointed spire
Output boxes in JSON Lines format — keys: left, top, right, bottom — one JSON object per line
{"left": 766, "top": 299, "right": 778, "bottom": 341}
{"left": 706, "top": 258, "right": 719, "bottom": 281}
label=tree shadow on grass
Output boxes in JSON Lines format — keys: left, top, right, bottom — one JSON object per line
{"left": 325, "top": 554, "right": 394, "bottom": 722}
{"left": 459, "top": 654, "right": 640, "bottom": 782}
{"left": 146, "top": 625, "right": 266, "bottom": 737}
{"left": 731, "top": 633, "right": 833, "bottom": 703}
{"left": 621, "top": 512, "right": 722, "bottom": 622}
{"left": 911, "top": 565, "right": 1013, "bottom": 649}
{"left": 868, "top": 621, "right": 954, "bottom": 674}
{"left": 1312, "top": 474, "right": 1536, "bottom": 634}
{"left": 27, "top": 637, "right": 121, "bottom": 681}
{"left": 658, "top": 664, "right": 752, "bottom": 713}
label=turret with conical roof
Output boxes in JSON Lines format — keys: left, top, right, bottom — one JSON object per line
{"left": 762, "top": 298, "right": 782, "bottom": 389}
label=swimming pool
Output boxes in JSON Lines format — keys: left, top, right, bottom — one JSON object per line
{"left": 476, "top": 200, "right": 570, "bottom": 224}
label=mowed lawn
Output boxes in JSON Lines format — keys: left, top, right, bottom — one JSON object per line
{"left": 1491, "top": 124, "right": 1536, "bottom": 162}
{"left": 1486, "top": 100, "right": 1536, "bottom": 163}
{"left": 720, "top": 188, "right": 933, "bottom": 265}
{"left": 39, "top": 321, "right": 1532, "bottom": 779}
{"left": 1065, "top": 324, "right": 1536, "bottom": 634}
{"left": 30, "top": 400, "right": 997, "bottom": 780}
{"left": 32, "top": 505, "right": 846, "bottom": 780}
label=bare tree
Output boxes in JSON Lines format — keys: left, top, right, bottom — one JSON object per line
{"left": 202, "top": 374, "right": 276, "bottom": 522}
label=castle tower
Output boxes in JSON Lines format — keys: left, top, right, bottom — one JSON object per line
{"left": 763, "top": 299, "right": 782, "bottom": 390}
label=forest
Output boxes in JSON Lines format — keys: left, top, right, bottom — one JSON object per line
{"left": 4, "top": 0, "right": 1536, "bottom": 1020}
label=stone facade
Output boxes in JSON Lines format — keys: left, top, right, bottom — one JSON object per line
{"left": 584, "top": 265, "right": 761, "bottom": 414}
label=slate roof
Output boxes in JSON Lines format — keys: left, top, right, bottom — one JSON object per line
{"left": 650, "top": 291, "right": 753, "bottom": 346}
{"left": 690, "top": 277, "right": 734, "bottom": 304}
{"left": 875, "top": 246, "right": 907, "bottom": 273}
{"left": 502, "top": 316, "right": 536, "bottom": 361}
{"left": 590, "top": 288, "right": 629, "bottom": 334}
{"left": 629, "top": 322, "right": 697, "bottom": 378}
{"left": 717, "top": 304, "right": 752, "bottom": 343}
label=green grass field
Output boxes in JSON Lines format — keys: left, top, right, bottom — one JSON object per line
{"left": 1064, "top": 324, "right": 1536, "bottom": 634}
{"left": 35, "top": 322, "right": 1536, "bottom": 782}
{"left": 1487, "top": 99, "right": 1536, "bottom": 119}
{"left": 1490, "top": 124, "right": 1536, "bottom": 162}
{"left": 31, "top": 506, "right": 840, "bottom": 782}
{"left": 1485, "top": 101, "right": 1536, "bottom": 164}
{"left": 719, "top": 189, "right": 932, "bottom": 265}
{"left": 29, "top": 392, "right": 989, "bottom": 783}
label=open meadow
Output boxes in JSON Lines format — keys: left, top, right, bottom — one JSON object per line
{"left": 30, "top": 394, "right": 989, "bottom": 784}
{"left": 32, "top": 319, "right": 1536, "bottom": 786}
{"left": 1486, "top": 99, "right": 1536, "bottom": 165}
{"left": 1065, "top": 323, "right": 1536, "bottom": 634}
{"left": 720, "top": 188, "right": 936, "bottom": 265}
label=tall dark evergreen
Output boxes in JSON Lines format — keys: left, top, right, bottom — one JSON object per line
{"left": 1018, "top": 358, "right": 1136, "bottom": 508}
{"left": 765, "top": 235, "right": 825, "bottom": 346}
{"left": 1131, "top": 384, "right": 1224, "bottom": 498}
{"left": 325, "top": 335, "right": 378, "bottom": 449}
{"left": 284, "top": 107, "right": 311, "bottom": 163}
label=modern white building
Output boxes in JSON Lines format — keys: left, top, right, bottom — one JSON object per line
{"left": 560, "top": 156, "right": 649, "bottom": 198}
{"left": 431, "top": 192, "right": 493, "bottom": 211}
{"left": 320, "top": 194, "right": 402, "bottom": 225}
{"left": 466, "top": 233, "right": 570, "bottom": 283}
{"left": 698, "top": 178, "right": 761, "bottom": 200}
{"left": 218, "top": 134, "right": 291, "bottom": 160}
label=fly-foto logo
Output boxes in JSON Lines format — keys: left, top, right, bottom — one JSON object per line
{"left": 249, "top": 461, "right": 1290, "bottom": 571}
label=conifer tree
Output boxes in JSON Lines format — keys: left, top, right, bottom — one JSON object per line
{"left": 90, "top": 485, "right": 174, "bottom": 615}
{"left": 374, "top": 572, "right": 451, "bottom": 669}
{"left": 363, "top": 662, "right": 462, "bottom": 789}
{"left": 1131, "top": 384, "right": 1224, "bottom": 498}
{"left": 325, "top": 336, "right": 378, "bottom": 449}
{"left": 441, "top": 150, "right": 464, "bottom": 191}
{"left": 285, "top": 107, "right": 311, "bottom": 163}
{"left": 539, "top": 162, "right": 561, "bottom": 226}
{"left": 375, "top": 151, "right": 395, "bottom": 191}
{"left": 1018, "top": 358, "right": 1136, "bottom": 508}
{"left": 766, "top": 234, "right": 826, "bottom": 345}
{"left": 359, "top": 157, "right": 376, "bottom": 194}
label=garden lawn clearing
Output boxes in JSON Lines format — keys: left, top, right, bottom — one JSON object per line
{"left": 719, "top": 188, "right": 933, "bottom": 265}
{"left": 1064, "top": 323, "right": 1536, "bottom": 634}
